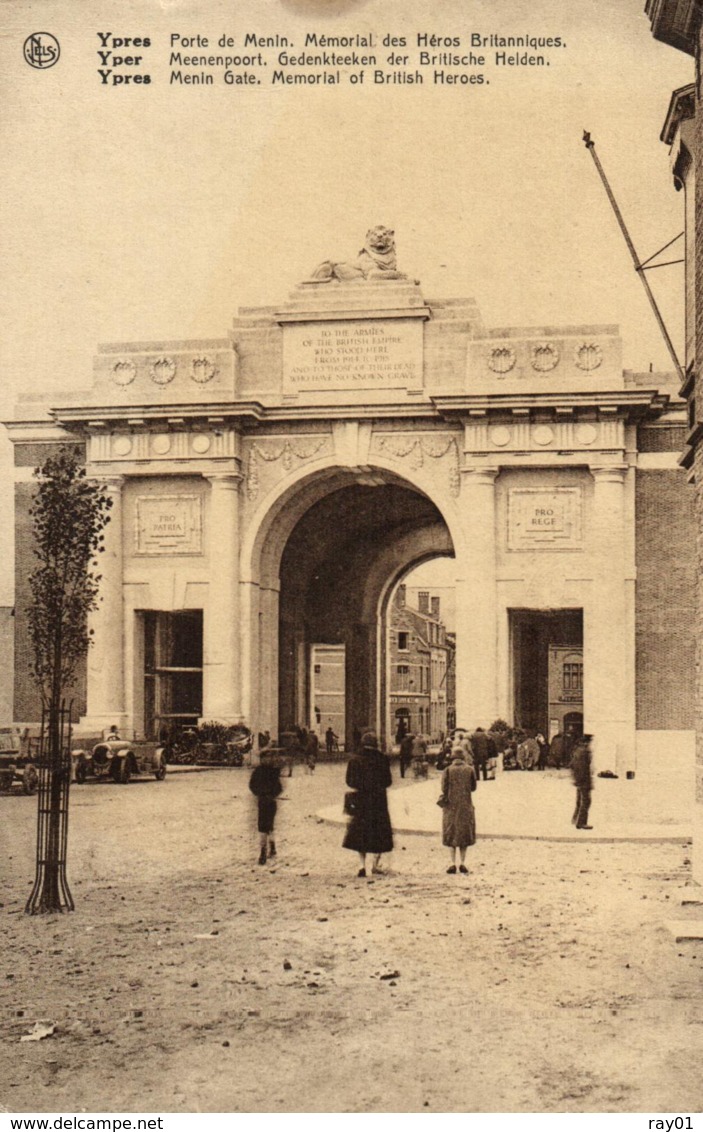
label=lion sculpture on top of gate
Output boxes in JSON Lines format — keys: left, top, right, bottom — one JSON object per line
{"left": 305, "top": 225, "right": 408, "bottom": 283}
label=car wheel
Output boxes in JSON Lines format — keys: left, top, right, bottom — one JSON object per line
{"left": 154, "top": 757, "right": 166, "bottom": 781}
{"left": 75, "top": 760, "right": 87, "bottom": 784}
{"left": 23, "top": 765, "right": 38, "bottom": 795}
{"left": 118, "top": 758, "right": 131, "bottom": 784}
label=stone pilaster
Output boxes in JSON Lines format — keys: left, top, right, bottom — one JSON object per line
{"left": 585, "top": 464, "right": 634, "bottom": 773}
{"left": 455, "top": 467, "right": 499, "bottom": 728}
{"left": 202, "top": 472, "right": 242, "bottom": 724}
{"left": 81, "top": 476, "right": 126, "bottom": 734}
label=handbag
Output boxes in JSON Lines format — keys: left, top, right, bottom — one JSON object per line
{"left": 437, "top": 781, "right": 449, "bottom": 808}
{"left": 344, "top": 790, "right": 359, "bottom": 816}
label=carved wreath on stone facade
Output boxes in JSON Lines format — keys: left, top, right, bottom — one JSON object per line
{"left": 149, "top": 356, "right": 177, "bottom": 385}
{"left": 374, "top": 435, "right": 460, "bottom": 497}
{"left": 487, "top": 346, "right": 516, "bottom": 374}
{"left": 246, "top": 438, "right": 329, "bottom": 500}
{"left": 190, "top": 356, "right": 217, "bottom": 384}
{"left": 574, "top": 343, "right": 603, "bottom": 371}
{"left": 111, "top": 360, "right": 136, "bottom": 387}
{"left": 531, "top": 342, "right": 560, "bottom": 372}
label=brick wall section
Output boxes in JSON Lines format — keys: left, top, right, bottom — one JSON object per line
{"left": 13, "top": 452, "right": 87, "bottom": 725}
{"left": 635, "top": 469, "right": 696, "bottom": 729}
{"left": 638, "top": 424, "right": 689, "bottom": 451}
{"left": 13, "top": 441, "right": 85, "bottom": 468}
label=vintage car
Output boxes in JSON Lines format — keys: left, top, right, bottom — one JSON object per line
{"left": 0, "top": 727, "right": 39, "bottom": 794}
{"left": 73, "top": 738, "right": 167, "bottom": 784}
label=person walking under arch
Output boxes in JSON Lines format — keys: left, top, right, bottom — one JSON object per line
{"left": 399, "top": 730, "right": 414, "bottom": 778}
{"left": 305, "top": 729, "right": 319, "bottom": 774}
{"left": 325, "top": 726, "right": 338, "bottom": 756}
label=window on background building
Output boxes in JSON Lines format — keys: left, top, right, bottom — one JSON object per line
{"left": 397, "top": 664, "right": 409, "bottom": 691}
{"left": 398, "top": 631, "right": 409, "bottom": 651}
{"left": 563, "top": 662, "right": 583, "bottom": 694}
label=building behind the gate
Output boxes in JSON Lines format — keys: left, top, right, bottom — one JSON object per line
{"left": 388, "top": 585, "right": 454, "bottom": 741}
{"left": 645, "top": 0, "right": 703, "bottom": 883}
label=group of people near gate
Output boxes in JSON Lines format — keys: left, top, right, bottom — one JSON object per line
{"left": 501, "top": 727, "right": 580, "bottom": 772}
{"left": 341, "top": 729, "right": 479, "bottom": 877}
{"left": 257, "top": 724, "right": 343, "bottom": 774}
{"left": 248, "top": 725, "right": 594, "bottom": 870}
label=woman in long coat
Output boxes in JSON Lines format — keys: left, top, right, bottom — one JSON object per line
{"left": 440, "top": 747, "right": 477, "bottom": 874}
{"left": 343, "top": 732, "right": 393, "bottom": 877}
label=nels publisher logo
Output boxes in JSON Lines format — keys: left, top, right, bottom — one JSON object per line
{"left": 23, "top": 32, "right": 60, "bottom": 69}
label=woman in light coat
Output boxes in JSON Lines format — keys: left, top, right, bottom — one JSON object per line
{"left": 440, "top": 747, "right": 477, "bottom": 874}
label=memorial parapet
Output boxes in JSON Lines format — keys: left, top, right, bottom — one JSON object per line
{"left": 467, "top": 325, "right": 624, "bottom": 393}
{"left": 275, "top": 279, "right": 430, "bottom": 399}
{"left": 231, "top": 287, "right": 483, "bottom": 401}
{"left": 92, "top": 339, "right": 236, "bottom": 404}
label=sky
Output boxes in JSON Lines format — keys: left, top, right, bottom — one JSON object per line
{"left": 0, "top": 0, "right": 695, "bottom": 604}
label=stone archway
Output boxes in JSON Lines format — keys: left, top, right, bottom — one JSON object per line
{"left": 241, "top": 464, "right": 457, "bottom": 746}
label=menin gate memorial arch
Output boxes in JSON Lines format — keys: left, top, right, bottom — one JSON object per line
{"left": 8, "top": 233, "right": 695, "bottom": 775}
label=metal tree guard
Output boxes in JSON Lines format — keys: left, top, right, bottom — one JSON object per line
{"left": 25, "top": 701, "right": 75, "bottom": 914}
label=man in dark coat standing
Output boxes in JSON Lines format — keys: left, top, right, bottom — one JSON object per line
{"left": 471, "top": 727, "right": 490, "bottom": 781}
{"left": 399, "top": 731, "right": 414, "bottom": 778}
{"left": 549, "top": 730, "right": 566, "bottom": 768}
{"left": 325, "top": 726, "right": 338, "bottom": 756}
{"left": 571, "top": 735, "right": 594, "bottom": 830}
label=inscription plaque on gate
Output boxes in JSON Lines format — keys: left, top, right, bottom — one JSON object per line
{"left": 135, "top": 495, "right": 202, "bottom": 555}
{"left": 508, "top": 488, "right": 582, "bottom": 551}
{"left": 283, "top": 319, "right": 423, "bottom": 393}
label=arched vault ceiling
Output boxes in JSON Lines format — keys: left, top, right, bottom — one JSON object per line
{"left": 279, "top": 484, "right": 454, "bottom": 634}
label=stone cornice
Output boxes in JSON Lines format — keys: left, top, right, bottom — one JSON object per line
{"left": 661, "top": 82, "right": 696, "bottom": 145}
{"left": 3, "top": 420, "right": 76, "bottom": 443}
{"left": 432, "top": 389, "right": 669, "bottom": 419}
{"left": 275, "top": 306, "right": 431, "bottom": 324}
{"left": 681, "top": 421, "right": 703, "bottom": 464}
{"left": 42, "top": 387, "right": 670, "bottom": 435}
{"left": 680, "top": 361, "right": 696, "bottom": 400}
{"left": 49, "top": 401, "right": 266, "bottom": 430}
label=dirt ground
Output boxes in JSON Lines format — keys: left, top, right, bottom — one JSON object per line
{"left": 1, "top": 763, "right": 702, "bottom": 1114}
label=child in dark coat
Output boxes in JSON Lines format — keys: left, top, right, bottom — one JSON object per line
{"left": 249, "top": 751, "right": 283, "bottom": 864}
